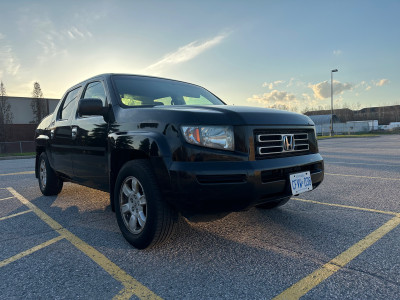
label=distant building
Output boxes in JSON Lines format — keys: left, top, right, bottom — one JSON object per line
{"left": 305, "top": 105, "right": 400, "bottom": 125}
{"left": 1, "top": 96, "right": 59, "bottom": 143}
{"left": 308, "top": 114, "right": 341, "bottom": 126}
{"left": 6, "top": 96, "right": 59, "bottom": 124}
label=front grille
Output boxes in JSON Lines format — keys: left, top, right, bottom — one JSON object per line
{"left": 254, "top": 129, "right": 316, "bottom": 159}
{"left": 257, "top": 133, "right": 309, "bottom": 155}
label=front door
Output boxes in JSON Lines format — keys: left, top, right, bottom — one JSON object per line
{"left": 71, "top": 81, "right": 109, "bottom": 191}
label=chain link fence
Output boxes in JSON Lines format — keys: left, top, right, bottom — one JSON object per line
{"left": 0, "top": 141, "right": 35, "bottom": 154}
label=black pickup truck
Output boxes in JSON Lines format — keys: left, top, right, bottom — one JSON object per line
{"left": 35, "top": 74, "right": 324, "bottom": 249}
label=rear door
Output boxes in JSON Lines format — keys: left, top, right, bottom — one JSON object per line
{"left": 71, "top": 80, "right": 109, "bottom": 191}
{"left": 49, "top": 87, "right": 81, "bottom": 178}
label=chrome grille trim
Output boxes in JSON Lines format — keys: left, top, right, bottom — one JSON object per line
{"left": 256, "top": 133, "right": 309, "bottom": 155}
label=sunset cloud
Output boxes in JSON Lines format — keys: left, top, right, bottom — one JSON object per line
{"left": 146, "top": 33, "right": 228, "bottom": 72}
{"left": 374, "top": 78, "right": 389, "bottom": 87}
{"left": 262, "top": 80, "right": 284, "bottom": 89}
{"left": 247, "top": 90, "right": 299, "bottom": 106}
{"left": 308, "top": 80, "right": 353, "bottom": 99}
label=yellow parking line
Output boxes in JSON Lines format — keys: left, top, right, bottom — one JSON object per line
{"left": 273, "top": 215, "right": 400, "bottom": 300}
{"left": 7, "top": 187, "right": 161, "bottom": 300}
{"left": 0, "top": 236, "right": 64, "bottom": 268}
{"left": 0, "top": 196, "right": 15, "bottom": 201}
{"left": 0, "top": 210, "right": 32, "bottom": 221}
{"left": 325, "top": 173, "right": 400, "bottom": 181}
{"left": 292, "top": 198, "right": 399, "bottom": 216}
{"left": 0, "top": 171, "right": 35, "bottom": 176}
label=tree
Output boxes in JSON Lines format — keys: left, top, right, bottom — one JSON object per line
{"left": 31, "top": 81, "right": 47, "bottom": 123}
{"left": 0, "top": 81, "right": 13, "bottom": 142}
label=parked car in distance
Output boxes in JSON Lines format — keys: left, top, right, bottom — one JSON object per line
{"left": 35, "top": 74, "right": 324, "bottom": 249}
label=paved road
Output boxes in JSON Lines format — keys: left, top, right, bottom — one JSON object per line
{"left": 0, "top": 135, "right": 399, "bottom": 299}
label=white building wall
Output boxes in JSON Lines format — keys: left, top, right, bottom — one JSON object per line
{"left": 315, "top": 122, "right": 372, "bottom": 135}
{"left": 6, "top": 97, "right": 59, "bottom": 124}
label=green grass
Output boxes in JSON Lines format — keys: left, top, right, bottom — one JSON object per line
{"left": 0, "top": 152, "right": 35, "bottom": 157}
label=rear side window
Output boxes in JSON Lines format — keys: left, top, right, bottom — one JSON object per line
{"left": 83, "top": 81, "right": 106, "bottom": 105}
{"left": 59, "top": 87, "right": 80, "bottom": 120}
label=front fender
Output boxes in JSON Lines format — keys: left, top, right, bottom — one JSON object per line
{"left": 108, "top": 131, "right": 172, "bottom": 162}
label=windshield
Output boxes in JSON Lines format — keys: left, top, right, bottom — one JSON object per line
{"left": 112, "top": 75, "right": 225, "bottom": 107}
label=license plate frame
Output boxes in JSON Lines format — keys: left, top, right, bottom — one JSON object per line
{"left": 289, "top": 171, "right": 313, "bottom": 195}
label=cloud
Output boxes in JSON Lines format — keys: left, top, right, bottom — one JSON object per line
{"left": 374, "top": 78, "right": 389, "bottom": 87}
{"left": 0, "top": 33, "right": 20, "bottom": 75}
{"left": 333, "top": 49, "right": 342, "bottom": 56}
{"left": 67, "top": 31, "right": 75, "bottom": 39}
{"left": 308, "top": 80, "right": 353, "bottom": 99}
{"left": 145, "top": 33, "right": 228, "bottom": 72}
{"left": 262, "top": 80, "right": 284, "bottom": 89}
{"left": 247, "top": 90, "right": 299, "bottom": 107}
{"left": 355, "top": 79, "right": 389, "bottom": 91}
{"left": 0, "top": 43, "right": 21, "bottom": 76}
{"left": 66, "top": 26, "right": 91, "bottom": 40}
{"left": 286, "top": 77, "right": 306, "bottom": 88}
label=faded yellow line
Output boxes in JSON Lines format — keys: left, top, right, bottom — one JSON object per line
{"left": 273, "top": 216, "right": 400, "bottom": 300}
{"left": 0, "top": 196, "right": 15, "bottom": 201}
{"left": 0, "top": 171, "right": 35, "bottom": 176}
{"left": 292, "top": 198, "right": 399, "bottom": 216}
{"left": 325, "top": 172, "right": 400, "bottom": 181}
{"left": 326, "top": 161, "right": 400, "bottom": 167}
{"left": 0, "top": 210, "right": 32, "bottom": 221}
{"left": 0, "top": 236, "right": 64, "bottom": 268}
{"left": 7, "top": 187, "right": 161, "bottom": 300}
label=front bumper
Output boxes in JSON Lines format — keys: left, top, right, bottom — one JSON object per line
{"left": 167, "top": 153, "right": 324, "bottom": 216}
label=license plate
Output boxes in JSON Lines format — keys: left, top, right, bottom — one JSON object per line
{"left": 290, "top": 171, "right": 313, "bottom": 195}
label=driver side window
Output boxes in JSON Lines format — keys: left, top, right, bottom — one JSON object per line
{"left": 83, "top": 81, "right": 106, "bottom": 105}
{"left": 59, "top": 87, "right": 80, "bottom": 120}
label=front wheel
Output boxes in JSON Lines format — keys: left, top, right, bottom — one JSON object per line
{"left": 256, "top": 196, "right": 291, "bottom": 209}
{"left": 38, "top": 152, "right": 63, "bottom": 196}
{"left": 114, "top": 160, "right": 178, "bottom": 249}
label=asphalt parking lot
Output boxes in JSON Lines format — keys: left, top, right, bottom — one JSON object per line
{"left": 1, "top": 135, "right": 399, "bottom": 299}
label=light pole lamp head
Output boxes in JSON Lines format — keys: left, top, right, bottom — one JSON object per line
{"left": 331, "top": 69, "right": 338, "bottom": 72}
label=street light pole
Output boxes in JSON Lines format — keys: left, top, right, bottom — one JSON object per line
{"left": 330, "top": 69, "right": 338, "bottom": 136}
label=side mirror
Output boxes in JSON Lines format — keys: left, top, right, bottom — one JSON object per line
{"left": 78, "top": 98, "right": 108, "bottom": 117}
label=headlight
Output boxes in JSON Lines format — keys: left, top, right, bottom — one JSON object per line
{"left": 181, "top": 126, "right": 234, "bottom": 151}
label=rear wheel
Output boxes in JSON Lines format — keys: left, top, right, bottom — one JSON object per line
{"left": 256, "top": 196, "right": 291, "bottom": 209}
{"left": 114, "top": 160, "right": 178, "bottom": 249}
{"left": 38, "top": 152, "right": 63, "bottom": 196}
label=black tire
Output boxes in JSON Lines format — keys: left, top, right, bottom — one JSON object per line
{"left": 38, "top": 152, "right": 63, "bottom": 196}
{"left": 114, "top": 160, "right": 178, "bottom": 249}
{"left": 256, "top": 196, "right": 291, "bottom": 209}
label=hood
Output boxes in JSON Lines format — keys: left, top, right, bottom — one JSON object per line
{"left": 117, "top": 105, "right": 314, "bottom": 126}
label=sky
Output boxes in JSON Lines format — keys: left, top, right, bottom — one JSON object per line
{"left": 0, "top": 0, "right": 399, "bottom": 112}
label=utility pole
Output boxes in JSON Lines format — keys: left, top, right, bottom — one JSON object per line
{"left": 330, "top": 69, "right": 338, "bottom": 136}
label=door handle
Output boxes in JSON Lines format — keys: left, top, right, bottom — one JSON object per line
{"left": 72, "top": 127, "right": 77, "bottom": 139}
